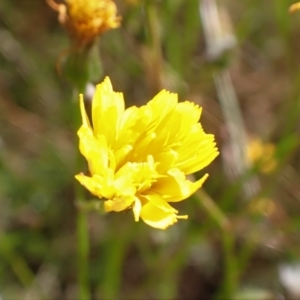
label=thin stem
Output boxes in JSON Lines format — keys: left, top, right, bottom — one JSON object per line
{"left": 221, "top": 231, "right": 238, "bottom": 298}
{"left": 196, "top": 189, "right": 230, "bottom": 230}
{"left": 195, "top": 189, "right": 237, "bottom": 298}
{"left": 76, "top": 197, "right": 90, "bottom": 300}
{"left": 74, "top": 90, "right": 90, "bottom": 300}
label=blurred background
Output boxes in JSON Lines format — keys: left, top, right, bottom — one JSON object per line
{"left": 1, "top": 0, "right": 300, "bottom": 299}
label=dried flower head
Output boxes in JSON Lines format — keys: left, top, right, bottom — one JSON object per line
{"left": 75, "top": 77, "right": 218, "bottom": 229}
{"left": 48, "top": 0, "right": 121, "bottom": 46}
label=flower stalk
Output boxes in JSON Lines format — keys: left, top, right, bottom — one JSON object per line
{"left": 76, "top": 198, "right": 90, "bottom": 300}
{"left": 74, "top": 98, "right": 91, "bottom": 300}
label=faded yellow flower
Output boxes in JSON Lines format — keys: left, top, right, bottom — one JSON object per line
{"left": 290, "top": 2, "right": 300, "bottom": 12}
{"left": 48, "top": 0, "right": 121, "bottom": 46}
{"left": 75, "top": 77, "right": 218, "bottom": 229}
{"left": 248, "top": 197, "right": 276, "bottom": 217}
{"left": 246, "top": 137, "right": 277, "bottom": 174}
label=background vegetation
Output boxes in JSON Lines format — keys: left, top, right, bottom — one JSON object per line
{"left": 1, "top": 0, "right": 300, "bottom": 299}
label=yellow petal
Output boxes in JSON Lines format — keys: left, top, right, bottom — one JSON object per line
{"left": 104, "top": 194, "right": 135, "bottom": 212}
{"left": 154, "top": 149, "right": 178, "bottom": 173}
{"left": 140, "top": 201, "right": 187, "bottom": 230}
{"left": 92, "top": 77, "right": 125, "bottom": 146}
{"left": 115, "top": 156, "right": 159, "bottom": 193}
{"left": 151, "top": 169, "right": 208, "bottom": 202}
{"left": 175, "top": 131, "right": 219, "bottom": 174}
{"left": 181, "top": 148, "right": 219, "bottom": 175}
{"left": 75, "top": 172, "right": 115, "bottom": 199}
{"left": 147, "top": 90, "right": 178, "bottom": 126}
{"left": 75, "top": 173, "right": 104, "bottom": 198}
{"left": 78, "top": 126, "right": 109, "bottom": 175}
{"left": 142, "top": 193, "right": 178, "bottom": 213}
{"left": 176, "top": 101, "right": 202, "bottom": 124}
{"left": 79, "top": 94, "right": 92, "bottom": 128}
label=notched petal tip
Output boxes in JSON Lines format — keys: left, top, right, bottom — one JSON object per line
{"left": 140, "top": 200, "right": 188, "bottom": 230}
{"left": 177, "top": 215, "right": 188, "bottom": 220}
{"left": 99, "top": 76, "right": 113, "bottom": 91}
{"left": 74, "top": 172, "right": 83, "bottom": 180}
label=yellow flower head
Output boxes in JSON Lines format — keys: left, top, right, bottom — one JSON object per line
{"left": 75, "top": 77, "right": 219, "bottom": 229}
{"left": 48, "top": 0, "right": 121, "bottom": 46}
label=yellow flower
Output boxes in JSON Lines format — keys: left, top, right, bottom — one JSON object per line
{"left": 75, "top": 77, "right": 218, "bottom": 229}
{"left": 47, "top": 0, "right": 121, "bottom": 46}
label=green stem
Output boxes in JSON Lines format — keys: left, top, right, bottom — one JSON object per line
{"left": 196, "top": 189, "right": 230, "bottom": 230}
{"left": 195, "top": 190, "right": 237, "bottom": 298}
{"left": 221, "top": 231, "right": 237, "bottom": 299}
{"left": 74, "top": 88, "right": 90, "bottom": 300}
{"left": 77, "top": 202, "right": 90, "bottom": 300}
